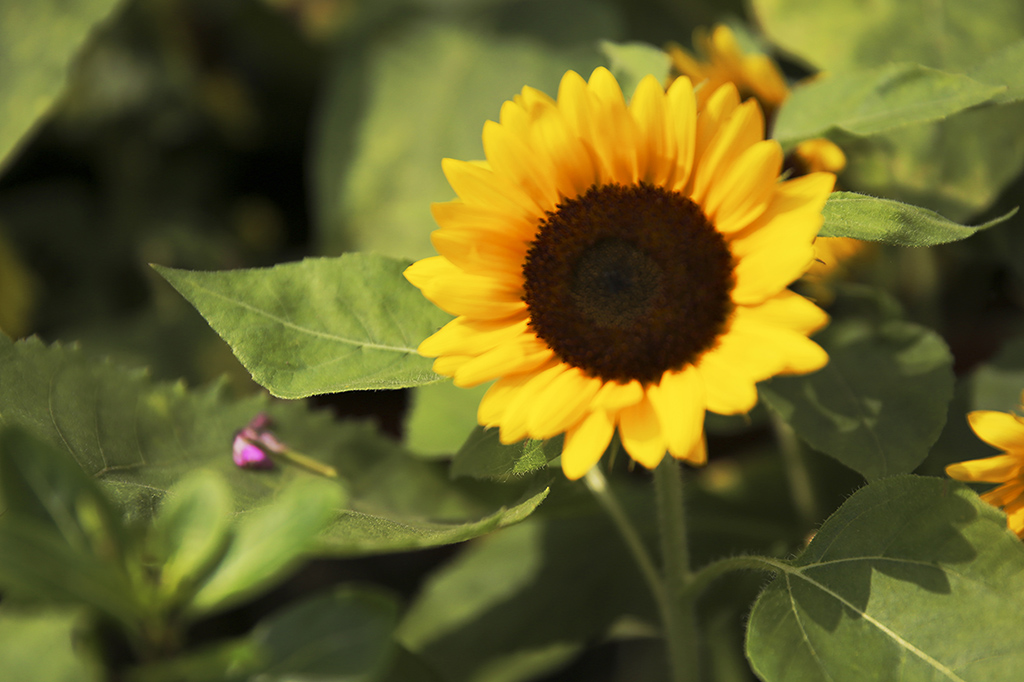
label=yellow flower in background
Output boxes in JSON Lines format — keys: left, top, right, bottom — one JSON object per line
{"left": 405, "top": 67, "right": 835, "bottom": 479}
{"left": 667, "top": 25, "right": 788, "bottom": 118}
{"left": 946, "top": 397, "right": 1024, "bottom": 538}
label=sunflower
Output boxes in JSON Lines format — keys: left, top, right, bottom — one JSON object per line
{"left": 946, "top": 396, "right": 1024, "bottom": 537}
{"left": 405, "top": 67, "right": 835, "bottom": 480}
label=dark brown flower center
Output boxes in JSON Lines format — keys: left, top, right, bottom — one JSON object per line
{"left": 522, "top": 183, "right": 735, "bottom": 384}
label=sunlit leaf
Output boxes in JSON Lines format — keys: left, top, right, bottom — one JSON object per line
{"left": 819, "top": 192, "right": 1017, "bottom": 245}
{"left": 751, "top": 0, "right": 1024, "bottom": 72}
{"left": 0, "top": 0, "right": 125, "bottom": 172}
{"left": 774, "top": 63, "right": 1004, "bottom": 145}
{"left": 747, "top": 475, "right": 1024, "bottom": 681}
{"left": 968, "top": 37, "right": 1024, "bottom": 104}
{"left": 760, "top": 310, "right": 954, "bottom": 480}
{"left": 0, "top": 607, "right": 102, "bottom": 682}
{"left": 154, "top": 254, "right": 449, "bottom": 397}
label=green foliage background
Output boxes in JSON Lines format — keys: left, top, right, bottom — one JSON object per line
{"left": 3, "top": 0, "right": 1024, "bottom": 681}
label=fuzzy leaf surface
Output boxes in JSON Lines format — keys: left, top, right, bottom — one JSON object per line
{"left": 155, "top": 255, "right": 449, "bottom": 397}
{"left": 818, "top": 192, "right": 1015, "bottom": 246}
{"left": 747, "top": 475, "right": 1024, "bottom": 681}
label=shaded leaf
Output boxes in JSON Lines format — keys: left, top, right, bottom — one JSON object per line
{"left": 747, "top": 475, "right": 1024, "bottom": 681}
{"left": 0, "top": 607, "right": 103, "bottom": 682}
{"left": 404, "top": 380, "right": 488, "bottom": 458}
{"left": 154, "top": 255, "right": 449, "bottom": 397}
{"left": 451, "top": 427, "right": 560, "bottom": 481}
{"left": 0, "top": 335, "right": 546, "bottom": 555}
{"left": 760, "top": 308, "right": 954, "bottom": 480}
{"left": 818, "top": 192, "right": 1016, "bottom": 246}
{"left": 319, "top": 485, "right": 549, "bottom": 556}
{"left": 189, "top": 477, "right": 344, "bottom": 614}
{"left": 312, "top": 20, "right": 603, "bottom": 260}
{"left": 599, "top": 40, "right": 672, "bottom": 99}
{"left": 253, "top": 585, "right": 399, "bottom": 680}
{"left": 774, "top": 63, "right": 1004, "bottom": 145}
{"left": 0, "top": 0, "right": 125, "bottom": 171}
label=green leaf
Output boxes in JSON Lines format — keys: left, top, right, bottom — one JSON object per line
{"left": 0, "top": 607, "right": 103, "bottom": 682}
{"left": 312, "top": 20, "right": 603, "bottom": 260}
{"left": 751, "top": 0, "right": 1024, "bottom": 72}
{"left": 0, "top": 425, "right": 124, "bottom": 560}
{"left": 189, "top": 477, "right": 345, "bottom": 614}
{"left": 451, "top": 427, "right": 560, "bottom": 480}
{"left": 154, "top": 254, "right": 449, "bottom": 397}
{"left": 149, "top": 470, "right": 233, "bottom": 606}
{"left": 818, "top": 192, "right": 1017, "bottom": 245}
{"left": 0, "top": 0, "right": 125, "bottom": 172}
{"left": 746, "top": 475, "right": 1024, "bottom": 681}
{"left": 0, "top": 517, "right": 140, "bottom": 626}
{"left": 968, "top": 37, "right": 1024, "bottom": 104}
{"left": 599, "top": 40, "right": 672, "bottom": 99}
{"left": 319, "top": 485, "right": 549, "bottom": 556}
{"left": 760, "top": 308, "right": 954, "bottom": 480}
{"left": 397, "top": 509, "right": 654, "bottom": 682}
{"left": 252, "top": 585, "right": 400, "bottom": 680}
{"left": 773, "top": 63, "right": 1005, "bottom": 145}
{"left": 0, "top": 335, "right": 543, "bottom": 554}
{"left": 404, "top": 380, "right": 488, "bottom": 458}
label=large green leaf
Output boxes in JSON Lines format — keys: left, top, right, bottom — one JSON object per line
{"left": 312, "top": 20, "right": 603, "bottom": 260}
{"left": 773, "top": 63, "right": 1004, "bottom": 145}
{"left": 746, "top": 475, "right": 1024, "bottom": 681}
{"left": 760, "top": 303, "right": 954, "bottom": 480}
{"left": 155, "top": 254, "right": 449, "bottom": 397}
{"left": 450, "top": 427, "right": 560, "bottom": 481}
{"left": 968, "top": 37, "right": 1024, "bottom": 104}
{"left": 0, "top": 335, "right": 545, "bottom": 554}
{"left": 0, "top": 607, "right": 103, "bottom": 682}
{"left": 819, "top": 192, "right": 1016, "bottom": 245}
{"left": 752, "top": 0, "right": 1024, "bottom": 72}
{"left": 0, "top": 0, "right": 124, "bottom": 172}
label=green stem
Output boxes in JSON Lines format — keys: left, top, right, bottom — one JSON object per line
{"left": 770, "top": 412, "right": 818, "bottom": 527}
{"left": 584, "top": 468, "right": 666, "bottom": 609}
{"left": 681, "top": 555, "right": 784, "bottom": 602}
{"left": 653, "top": 458, "right": 699, "bottom": 682}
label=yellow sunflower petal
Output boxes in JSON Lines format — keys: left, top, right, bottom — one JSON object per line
{"left": 664, "top": 76, "right": 697, "bottom": 190}
{"left": 528, "top": 99, "right": 598, "bottom": 199}
{"left": 689, "top": 83, "right": 740, "bottom": 193}
{"left": 947, "top": 453, "right": 1024, "bottom": 483}
{"left": 704, "top": 139, "right": 782, "bottom": 234}
{"left": 586, "top": 67, "right": 640, "bottom": 184}
{"left": 483, "top": 120, "right": 560, "bottom": 213}
{"left": 497, "top": 363, "right": 568, "bottom": 443}
{"left": 629, "top": 74, "right": 674, "bottom": 185}
{"left": 431, "top": 200, "right": 537, "bottom": 242}
{"left": 981, "top": 480, "right": 1024, "bottom": 507}
{"left": 404, "top": 256, "right": 525, "bottom": 319}
{"left": 738, "top": 289, "right": 830, "bottom": 336}
{"left": 591, "top": 379, "right": 645, "bottom": 412}
{"left": 619, "top": 392, "right": 668, "bottom": 469}
{"left": 442, "top": 157, "right": 544, "bottom": 221}
{"left": 648, "top": 367, "right": 706, "bottom": 460}
{"left": 453, "top": 335, "right": 554, "bottom": 387}
{"left": 691, "top": 98, "right": 764, "bottom": 206}
{"left": 561, "top": 409, "right": 616, "bottom": 480}
{"left": 419, "top": 316, "right": 530, "bottom": 358}
{"left": 968, "top": 410, "right": 1024, "bottom": 452}
{"left": 431, "top": 226, "right": 529, "bottom": 278}
{"left": 694, "top": 349, "right": 760, "bottom": 415}
{"left": 526, "top": 367, "right": 604, "bottom": 439}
